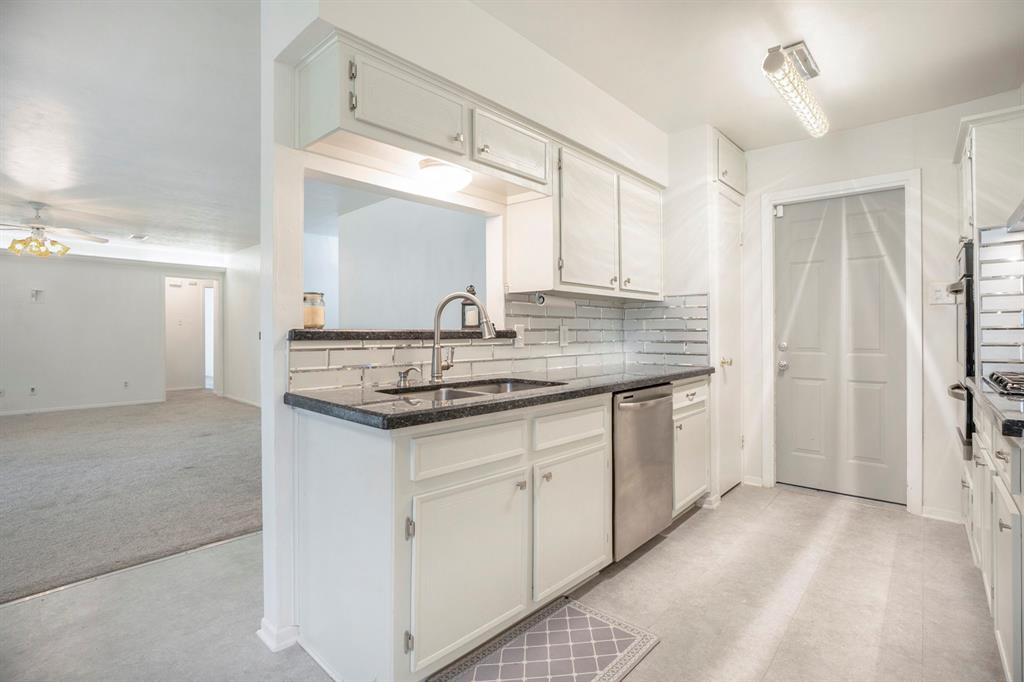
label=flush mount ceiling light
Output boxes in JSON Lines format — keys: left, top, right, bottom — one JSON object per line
{"left": 417, "top": 158, "right": 472, "bottom": 193}
{"left": 762, "top": 42, "right": 830, "bottom": 138}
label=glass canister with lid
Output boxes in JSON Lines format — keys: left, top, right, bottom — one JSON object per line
{"left": 303, "top": 292, "right": 326, "bottom": 329}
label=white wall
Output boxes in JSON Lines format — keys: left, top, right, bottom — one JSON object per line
{"left": 663, "top": 124, "right": 713, "bottom": 296}
{"left": 315, "top": 0, "right": 668, "bottom": 185}
{"left": 0, "top": 254, "right": 222, "bottom": 415}
{"left": 164, "top": 277, "right": 211, "bottom": 390}
{"left": 225, "top": 244, "right": 261, "bottom": 407}
{"left": 302, "top": 231, "right": 340, "bottom": 328}
{"left": 740, "top": 89, "right": 1021, "bottom": 520}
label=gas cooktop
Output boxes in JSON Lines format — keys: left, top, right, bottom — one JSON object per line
{"left": 985, "top": 371, "right": 1024, "bottom": 397}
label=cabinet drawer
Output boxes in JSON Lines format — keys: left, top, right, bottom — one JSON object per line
{"left": 533, "top": 405, "right": 607, "bottom": 451}
{"left": 992, "top": 432, "right": 1023, "bottom": 495}
{"left": 472, "top": 109, "right": 548, "bottom": 184}
{"left": 353, "top": 55, "right": 466, "bottom": 154}
{"left": 674, "top": 382, "right": 708, "bottom": 409}
{"left": 974, "top": 401, "right": 992, "bottom": 449}
{"left": 410, "top": 420, "right": 527, "bottom": 481}
{"left": 716, "top": 135, "right": 746, "bottom": 194}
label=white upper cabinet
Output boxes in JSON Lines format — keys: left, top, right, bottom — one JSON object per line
{"left": 559, "top": 148, "right": 620, "bottom": 291}
{"left": 353, "top": 55, "right": 467, "bottom": 155}
{"left": 973, "top": 118, "right": 1024, "bottom": 228}
{"left": 472, "top": 109, "right": 548, "bottom": 184}
{"left": 619, "top": 176, "right": 663, "bottom": 295}
{"left": 716, "top": 134, "right": 746, "bottom": 195}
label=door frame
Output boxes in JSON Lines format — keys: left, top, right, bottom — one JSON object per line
{"left": 760, "top": 169, "right": 923, "bottom": 514}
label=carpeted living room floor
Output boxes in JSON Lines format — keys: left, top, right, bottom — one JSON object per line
{"left": 0, "top": 390, "right": 260, "bottom": 604}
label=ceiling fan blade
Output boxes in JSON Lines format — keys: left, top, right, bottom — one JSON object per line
{"left": 0, "top": 222, "right": 29, "bottom": 230}
{"left": 45, "top": 226, "right": 109, "bottom": 243}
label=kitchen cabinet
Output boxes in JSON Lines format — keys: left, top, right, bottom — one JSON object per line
{"left": 532, "top": 445, "right": 610, "bottom": 601}
{"left": 992, "top": 476, "right": 1023, "bottom": 682}
{"left": 472, "top": 109, "right": 549, "bottom": 184}
{"left": 619, "top": 176, "right": 663, "bottom": 295}
{"left": 955, "top": 107, "right": 1024, "bottom": 235}
{"left": 716, "top": 133, "right": 747, "bottom": 195}
{"left": 558, "top": 148, "right": 620, "bottom": 290}
{"left": 672, "top": 379, "right": 710, "bottom": 516}
{"left": 410, "top": 468, "right": 530, "bottom": 672}
{"left": 294, "top": 394, "right": 612, "bottom": 682}
{"left": 971, "top": 448, "right": 995, "bottom": 607}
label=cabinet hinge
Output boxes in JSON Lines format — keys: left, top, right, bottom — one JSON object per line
{"left": 348, "top": 59, "right": 357, "bottom": 80}
{"left": 405, "top": 517, "right": 416, "bottom": 540}
{"left": 557, "top": 157, "right": 563, "bottom": 171}
{"left": 773, "top": 205, "right": 784, "bottom": 218}
{"left": 741, "top": 435, "right": 745, "bottom": 449}
{"left": 557, "top": 256, "right": 564, "bottom": 270}
{"left": 404, "top": 630, "right": 415, "bottom": 653}
{"left": 349, "top": 92, "right": 358, "bottom": 111}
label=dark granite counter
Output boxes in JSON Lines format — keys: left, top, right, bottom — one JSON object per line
{"left": 284, "top": 366, "right": 714, "bottom": 429}
{"left": 966, "top": 376, "right": 1024, "bottom": 438}
{"left": 289, "top": 328, "right": 517, "bottom": 341}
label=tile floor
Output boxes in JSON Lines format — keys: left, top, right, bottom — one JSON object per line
{"left": 0, "top": 485, "right": 1003, "bottom": 682}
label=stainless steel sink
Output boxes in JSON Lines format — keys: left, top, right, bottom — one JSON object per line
{"left": 379, "top": 379, "right": 564, "bottom": 400}
{"left": 393, "top": 387, "right": 485, "bottom": 401}
{"left": 459, "top": 380, "right": 557, "bottom": 394}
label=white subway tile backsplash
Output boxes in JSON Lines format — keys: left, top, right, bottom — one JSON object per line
{"left": 289, "top": 349, "right": 329, "bottom": 370}
{"left": 329, "top": 348, "right": 395, "bottom": 368}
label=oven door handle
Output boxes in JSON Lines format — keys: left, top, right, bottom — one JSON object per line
{"left": 948, "top": 382, "right": 968, "bottom": 401}
{"left": 946, "top": 280, "right": 966, "bottom": 295}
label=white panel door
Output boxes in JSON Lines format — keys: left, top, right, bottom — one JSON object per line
{"left": 673, "top": 399, "right": 709, "bottom": 515}
{"left": 716, "top": 189, "right": 743, "bottom": 493}
{"left": 618, "top": 176, "right": 662, "bottom": 295}
{"left": 410, "top": 468, "right": 529, "bottom": 672}
{"left": 559, "top": 149, "right": 619, "bottom": 290}
{"left": 354, "top": 56, "right": 466, "bottom": 154}
{"left": 532, "top": 445, "right": 610, "bottom": 602}
{"left": 775, "top": 189, "right": 907, "bottom": 503}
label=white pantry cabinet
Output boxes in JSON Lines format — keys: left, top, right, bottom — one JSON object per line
{"left": 294, "top": 394, "right": 612, "bottom": 682}
{"left": 672, "top": 378, "right": 710, "bottom": 516}
{"left": 506, "top": 147, "right": 664, "bottom": 301}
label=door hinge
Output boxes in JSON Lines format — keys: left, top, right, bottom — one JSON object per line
{"left": 404, "top": 630, "right": 415, "bottom": 653}
{"left": 741, "top": 435, "right": 745, "bottom": 449}
{"left": 774, "top": 205, "right": 784, "bottom": 218}
{"left": 405, "top": 517, "right": 415, "bottom": 540}
{"left": 349, "top": 92, "right": 358, "bottom": 111}
{"left": 348, "top": 59, "right": 357, "bottom": 80}
{"left": 557, "top": 157, "right": 563, "bottom": 171}
{"left": 557, "top": 256, "right": 564, "bottom": 270}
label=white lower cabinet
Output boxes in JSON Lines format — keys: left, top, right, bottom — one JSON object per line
{"left": 533, "top": 445, "right": 611, "bottom": 602}
{"left": 672, "top": 380, "right": 710, "bottom": 516}
{"left": 992, "top": 476, "right": 1023, "bottom": 682}
{"left": 410, "top": 468, "right": 530, "bottom": 672}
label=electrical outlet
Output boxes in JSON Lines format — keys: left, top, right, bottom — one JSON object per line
{"left": 929, "top": 282, "right": 954, "bottom": 305}
{"left": 513, "top": 324, "right": 526, "bottom": 348}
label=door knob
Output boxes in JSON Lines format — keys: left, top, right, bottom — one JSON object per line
{"left": 777, "top": 360, "right": 789, "bottom": 371}
{"left": 542, "top": 472, "right": 553, "bottom": 482}
{"left": 777, "top": 341, "right": 788, "bottom": 351}
{"left": 720, "top": 357, "right": 733, "bottom": 367}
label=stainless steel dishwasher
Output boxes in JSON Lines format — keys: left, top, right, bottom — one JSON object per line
{"left": 612, "top": 384, "right": 674, "bottom": 561}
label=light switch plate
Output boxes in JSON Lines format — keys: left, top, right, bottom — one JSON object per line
{"left": 559, "top": 325, "right": 569, "bottom": 347}
{"left": 929, "top": 282, "right": 954, "bottom": 305}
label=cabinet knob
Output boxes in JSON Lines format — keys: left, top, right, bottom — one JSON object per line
{"left": 515, "top": 480, "right": 527, "bottom": 490}
{"left": 542, "top": 472, "right": 553, "bottom": 482}
{"left": 453, "top": 132, "right": 465, "bottom": 143}
{"left": 720, "top": 357, "right": 734, "bottom": 367}
{"left": 610, "top": 275, "right": 618, "bottom": 285}
{"left": 994, "top": 450, "right": 1009, "bottom": 462}
{"left": 676, "top": 423, "right": 683, "bottom": 430}
{"left": 999, "top": 519, "right": 1012, "bottom": 532}
{"left": 686, "top": 391, "right": 697, "bottom": 401}
{"left": 722, "top": 169, "right": 729, "bottom": 177}
{"left": 623, "top": 277, "right": 631, "bottom": 286}
{"left": 479, "top": 143, "right": 490, "bottom": 154}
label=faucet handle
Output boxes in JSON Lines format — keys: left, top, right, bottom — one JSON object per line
{"left": 396, "top": 366, "right": 421, "bottom": 387}
{"left": 442, "top": 346, "right": 455, "bottom": 370}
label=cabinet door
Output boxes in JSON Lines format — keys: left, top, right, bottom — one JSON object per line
{"left": 960, "top": 140, "right": 975, "bottom": 239}
{"left": 717, "top": 135, "right": 746, "bottom": 194}
{"left": 992, "top": 477, "right": 1022, "bottom": 682}
{"left": 673, "top": 398, "right": 709, "bottom": 515}
{"left": 974, "top": 120, "right": 1024, "bottom": 229}
{"left": 559, "top": 148, "right": 619, "bottom": 290}
{"left": 533, "top": 446, "right": 610, "bottom": 602}
{"left": 472, "top": 109, "right": 548, "bottom": 184}
{"left": 353, "top": 55, "right": 466, "bottom": 154}
{"left": 410, "top": 468, "right": 529, "bottom": 672}
{"left": 619, "top": 176, "right": 663, "bottom": 295}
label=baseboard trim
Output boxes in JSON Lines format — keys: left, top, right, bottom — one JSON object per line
{"left": 742, "top": 475, "right": 764, "bottom": 487}
{"left": 0, "top": 398, "right": 164, "bottom": 417}
{"left": 700, "top": 494, "right": 722, "bottom": 509}
{"left": 224, "top": 394, "right": 260, "bottom": 408}
{"left": 167, "top": 386, "right": 205, "bottom": 392}
{"left": 258, "top": 618, "right": 299, "bottom": 652}
{"left": 921, "top": 506, "right": 963, "bottom": 524}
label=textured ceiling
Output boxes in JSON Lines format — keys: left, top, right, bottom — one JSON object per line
{"left": 474, "top": 0, "right": 1024, "bottom": 149}
{"left": 0, "top": 1, "right": 259, "bottom": 253}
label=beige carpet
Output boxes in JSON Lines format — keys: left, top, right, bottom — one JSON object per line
{"left": 0, "top": 391, "right": 260, "bottom": 603}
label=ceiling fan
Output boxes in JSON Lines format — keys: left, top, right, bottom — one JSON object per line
{"left": 0, "top": 201, "right": 109, "bottom": 257}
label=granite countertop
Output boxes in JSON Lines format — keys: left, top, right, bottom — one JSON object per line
{"left": 966, "top": 376, "right": 1024, "bottom": 438}
{"left": 284, "top": 366, "right": 715, "bottom": 429}
{"left": 289, "top": 328, "right": 517, "bottom": 341}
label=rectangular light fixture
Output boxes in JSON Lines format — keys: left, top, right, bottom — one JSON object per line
{"left": 762, "top": 43, "right": 830, "bottom": 138}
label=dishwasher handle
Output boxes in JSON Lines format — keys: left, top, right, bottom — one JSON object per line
{"left": 617, "top": 395, "right": 674, "bottom": 410}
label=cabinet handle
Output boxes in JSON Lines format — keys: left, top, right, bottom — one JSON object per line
{"left": 454, "top": 132, "right": 465, "bottom": 143}
{"left": 479, "top": 143, "right": 490, "bottom": 154}
{"left": 999, "top": 519, "right": 1012, "bottom": 532}
{"left": 961, "top": 479, "right": 970, "bottom": 489}
{"left": 542, "top": 472, "right": 553, "bottom": 482}
{"left": 686, "top": 391, "right": 697, "bottom": 401}
{"left": 623, "top": 277, "right": 631, "bottom": 286}
{"left": 515, "top": 480, "right": 527, "bottom": 490}
{"left": 610, "top": 275, "right": 618, "bottom": 285}
{"left": 722, "top": 169, "right": 729, "bottom": 177}
{"left": 973, "top": 456, "right": 984, "bottom": 468}
{"left": 676, "top": 423, "right": 683, "bottom": 431}
{"left": 994, "top": 450, "right": 1009, "bottom": 462}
